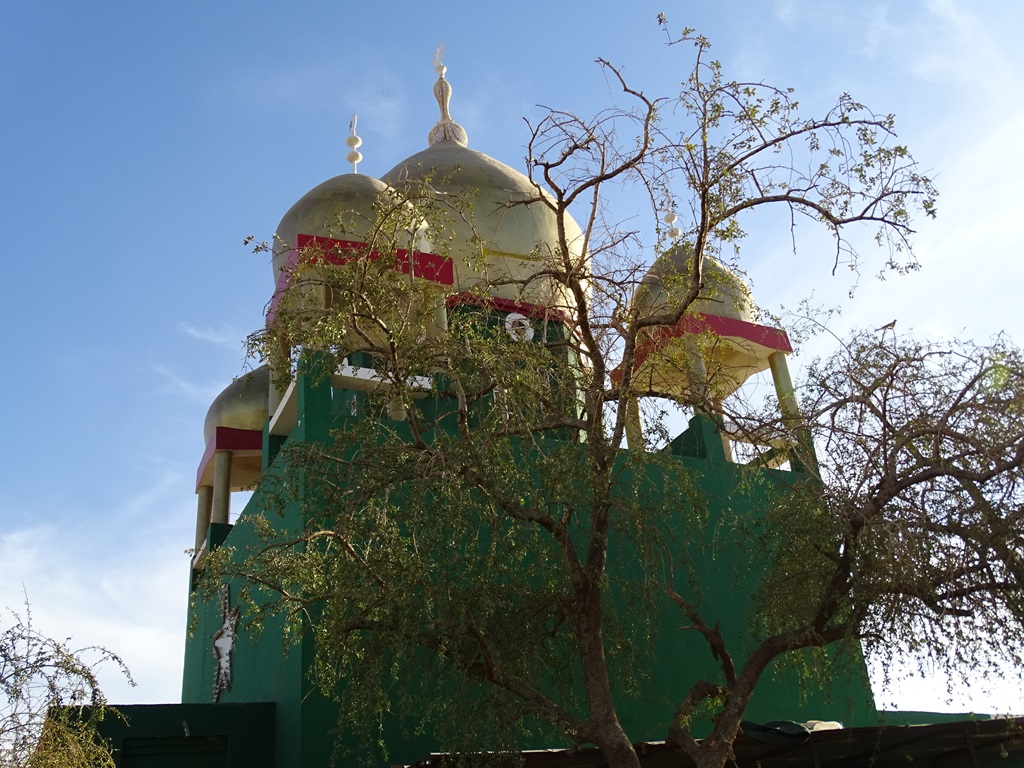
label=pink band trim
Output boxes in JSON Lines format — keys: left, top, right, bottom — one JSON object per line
{"left": 652, "top": 313, "right": 792, "bottom": 353}
{"left": 612, "top": 313, "right": 791, "bottom": 385}
{"left": 196, "top": 427, "right": 263, "bottom": 490}
{"left": 268, "top": 235, "right": 455, "bottom": 324}
{"left": 445, "top": 293, "right": 573, "bottom": 324}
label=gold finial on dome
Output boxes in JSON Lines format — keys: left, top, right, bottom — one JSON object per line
{"left": 346, "top": 113, "right": 363, "bottom": 173}
{"left": 428, "top": 44, "right": 468, "bottom": 148}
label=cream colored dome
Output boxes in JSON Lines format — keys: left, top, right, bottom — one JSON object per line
{"left": 624, "top": 244, "right": 789, "bottom": 402}
{"left": 384, "top": 141, "right": 586, "bottom": 312}
{"left": 204, "top": 366, "right": 271, "bottom": 444}
{"left": 632, "top": 243, "right": 754, "bottom": 323}
{"left": 273, "top": 173, "right": 395, "bottom": 282}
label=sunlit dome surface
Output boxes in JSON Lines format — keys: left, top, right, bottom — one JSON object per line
{"left": 272, "top": 173, "right": 395, "bottom": 282}
{"left": 203, "top": 365, "right": 270, "bottom": 444}
{"left": 632, "top": 242, "right": 754, "bottom": 323}
{"left": 385, "top": 139, "right": 586, "bottom": 310}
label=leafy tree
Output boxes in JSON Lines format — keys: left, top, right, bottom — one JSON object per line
{"left": 793, "top": 332, "right": 1024, "bottom": 687}
{"left": 0, "top": 603, "right": 130, "bottom": 768}
{"left": 219, "top": 28, "right": 1023, "bottom": 768}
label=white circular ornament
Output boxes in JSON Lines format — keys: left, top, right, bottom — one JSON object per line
{"left": 504, "top": 312, "right": 534, "bottom": 342}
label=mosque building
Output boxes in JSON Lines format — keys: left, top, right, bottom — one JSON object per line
{"left": 87, "top": 55, "right": 1024, "bottom": 768}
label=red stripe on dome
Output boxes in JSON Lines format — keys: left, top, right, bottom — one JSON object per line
{"left": 268, "top": 234, "right": 454, "bottom": 323}
{"left": 445, "top": 293, "right": 573, "bottom": 324}
{"left": 611, "top": 312, "right": 791, "bottom": 385}
{"left": 295, "top": 235, "right": 455, "bottom": 284}
{"left": 647, "top": 312, "right": 792, "bottom": 353}
{"left": 195, "top": 427, "right": 264, "bottom": 490}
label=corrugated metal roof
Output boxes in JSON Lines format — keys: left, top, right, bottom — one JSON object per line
{"left": 411, "top": 717, "right": 1024, "bottom": 768}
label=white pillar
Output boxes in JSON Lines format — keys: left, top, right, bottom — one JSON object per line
{"left": 195, "top": 485, "right": 213, "bottom": 553}
{"left": 211, "top": 451, "right": 233, "bottom": 525}
{"left": 768, "top": 351, "right": 799, "bottom": 422}
{"left": 768, "top": 351, "right": 818, "bottom": 476}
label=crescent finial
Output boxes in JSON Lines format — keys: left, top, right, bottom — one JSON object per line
{"left": 345, "top": 112, "right": 363, "bottom": 173}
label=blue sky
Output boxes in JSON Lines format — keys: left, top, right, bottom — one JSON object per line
{"left": 1, "top": 0, "right": 1022, "bottom": 714}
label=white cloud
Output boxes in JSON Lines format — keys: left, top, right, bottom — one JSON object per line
{"left": 178, "top": 321, "right": 243, "bottom": 348}
{"left": 151, "top": 363, "right": 227, "bottom": 404}
{"left": 912, "top": 1, "right": 1014, "bottom": 98}
{"left": 222, "top": 54, "right": 409, "bottom": 138}
{"left": 773, "top": 0, "right": 798, "bottom": 24}
{"left": 341, "top": 72, "right": 409, "bottom": 144}
{"left": 861, "top": 6, "right": 899, "bottom": 58}
{"left": 227, "top": 59, "right": 350, "bottom": 110}
{"left": 0, "top": 478, "right": 195, "bottom": 704}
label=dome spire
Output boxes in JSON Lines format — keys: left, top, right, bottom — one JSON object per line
{"left": 427, "top": 44, "right": 468, "bottom": 148}
{"left": 346, "top": 113, "right": 363, "bottom": 173}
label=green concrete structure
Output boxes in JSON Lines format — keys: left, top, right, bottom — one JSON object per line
{"left": 90, "top": 58, "right": 1024, "bottom": 768}
{"left": 179, "top": 377, "right": 874, "bottom": 767}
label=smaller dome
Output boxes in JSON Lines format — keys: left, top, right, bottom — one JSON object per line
{"left": 624, "top": 244, "right": 778, "bottom": 402}
{"left": 204, "top": 366, "right": 271, "bottom": 444}
{"left": 273, "top": 173, "right": 395, "bottom": 282}
{"left": 632, "top": 243, "right": 753, "bottom": 323}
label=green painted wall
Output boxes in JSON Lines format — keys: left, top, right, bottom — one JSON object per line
{"left": 616, "top": 415, "right": 877, "bottom": 737}
{"left": 182, "top": 328, "right": 878, "bottom": 766}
